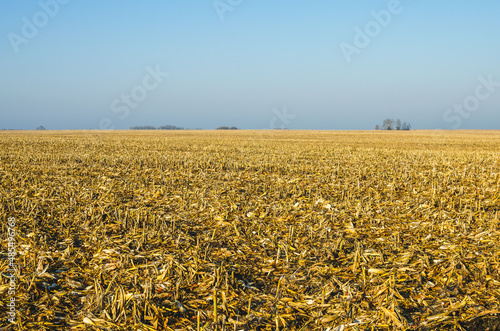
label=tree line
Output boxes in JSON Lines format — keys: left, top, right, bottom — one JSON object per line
{"left": 375, "top": 119, "right": 411, "bottom": 130}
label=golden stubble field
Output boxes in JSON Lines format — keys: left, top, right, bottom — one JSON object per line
{"left": 1, "top": 130, "right": 500, "bottom": 330}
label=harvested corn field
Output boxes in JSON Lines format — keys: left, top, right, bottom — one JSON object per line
{"left": 1, "top": 130, "right": 500, "bottom": 330}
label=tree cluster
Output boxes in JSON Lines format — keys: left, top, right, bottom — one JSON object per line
{"left": 158, "top": 125, "right": 184, "bottom": 130}
{"left": 375, "top": 119, "right": 411, "bottom": 131}
{"left": 216, "top": 126, "right": 238, "bottom": 130}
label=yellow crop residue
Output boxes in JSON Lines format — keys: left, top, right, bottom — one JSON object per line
{"left": 1, "top": 129, "right": 499, "bottom": 330}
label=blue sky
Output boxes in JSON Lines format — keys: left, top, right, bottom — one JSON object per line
{"left": 1, "top": 1, "right": 499, "bottom": 130}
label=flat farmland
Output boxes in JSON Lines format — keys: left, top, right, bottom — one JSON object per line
{"left": 1, "top": 130, "right": 500, "bottom": 330}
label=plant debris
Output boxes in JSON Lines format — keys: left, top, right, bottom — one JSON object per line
{"left": 1, "top": 130, "right": 499, "bottom": 330}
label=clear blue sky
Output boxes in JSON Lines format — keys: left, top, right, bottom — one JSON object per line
{"left": 1, "top": 1, "right": 499, "bottom": 130}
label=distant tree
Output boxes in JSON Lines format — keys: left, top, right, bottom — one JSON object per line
{"left": 378, "top": 119, "right": 411, "bottom": 130}
{"left": 229, "top": 126, "right": 238, "bottom": 130}
{"left": 395, "top": 119, "right": 401, "bottom": 130}
{"left": 158, "top": 125, "right": 184, "bottom": 130}
{"left": 216, "top": 126, "right": 230, "bottom": 130}
{"left": 36, "top": 125, "right": 46, "bottom": 130}
{"left": 402, "top": 122, "right": 411, "bottom": 130}
{"left": 382, "top": 118, "right": 394, "bottom": 130}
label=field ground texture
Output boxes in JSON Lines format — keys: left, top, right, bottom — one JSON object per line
{"left": 1, "top": 130, "right": 500, "bottom": 330}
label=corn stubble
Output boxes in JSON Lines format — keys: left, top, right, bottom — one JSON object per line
{"left": 1, "top": 130, "right": 500, "bottom": 330}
